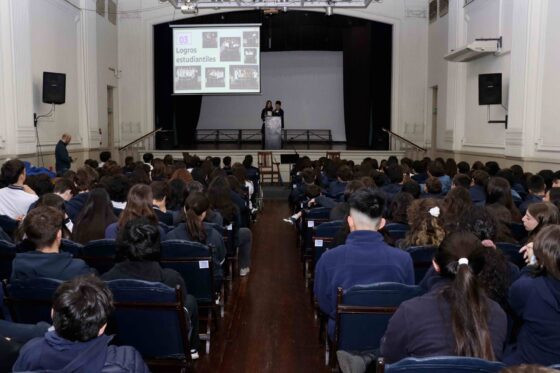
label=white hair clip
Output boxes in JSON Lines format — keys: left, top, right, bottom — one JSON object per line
{"left": 429, "top": 206, "right": 440, "bottom": 218}
{"left": 458, "top": 257, "right": 469, "bottom": 266}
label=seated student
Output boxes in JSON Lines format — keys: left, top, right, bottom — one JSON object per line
{"left": 101, "top": 218, "right": 200, "bottom": 358}
{"left": 544, "top": 187, "right": 560, "bottom": 209}
{"left": 99, "top": 151, "right": 112, "bottom": 168}
{"left": 11, "top": 206, "right": 93, "bottom": 281}
{"left": 420, "top": 177, "right": 444, "bottom": 199}
{"left": 13, "top": 275, "right": 149, "bottom": 372}
{"left": 328, "top": 165, "right": 353, "bottom": 197}
{"left": 452, "top": 173, "right": 472, "bottom": 189}
{"left": 504, "top": 225, "right": 560, "bottom": 366}
{"left": 469, "top": 170, "right": 489, "bottom": 206}
{"left": 0, "top": 320, "right": 50, "bottom": 372}
{"left": 487, "top": 176, "right": 522, "bottom": 223}
{"left": 411, "top": 159, "right": 429, "bottom": 185}
{"left": 380, "top": 231, "right": 507, "bottom": 364}
{"left": 223, "top": 156, "right": 233, "bottom": 175}
{"left": 150, "top": 181, "right": 174, "bottom": 226}
{"left": 167, "top": 192, "right": 226, "bottom": 280}
{"left": 65, "top": 166, "right": 98, "bottom": 222}
{"left": 428, "top": 160, "right": 452, "bottom": 195}
{"left": 441, "top": 187, "right": 472, "bottom": 232}
{"left": 101, "top": 174, "right": 130, "bottom": 213}
{"left": 519, "top": 175, "right": 546, "bottom": 216}
{"left": 0, "top": 159, "right": 38, "bottom": 219}
{"left": 314, "top": 188, "right": 414, "bottom": 337}
{"left": 381, "top": 164, "right": 404, "bottom": 201}
{"left": 519, "top": 202, "right": 559, "bottom": 264}
{"left": 457, "top": 161, "right": 470, "bottom": 175}
{"left": 72, "top": 188, "right": 118, "bottom": 245}
{"left": 288, "top": 168, "right": 316, "bottom": 207}
{"left": 401, "top": 179, "right": 421, "bottom": 199}
{"left": 399, "top": 198, "right": 446, "bottom": 249}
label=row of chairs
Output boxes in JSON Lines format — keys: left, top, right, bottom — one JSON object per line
{"left": 3, "top": 277, "right": 194, "bottom": 371}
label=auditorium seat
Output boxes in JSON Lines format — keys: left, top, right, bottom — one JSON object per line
{"left": 0, "top": 215, "right": 18, "bottom": 239}
{"left": 331, "top": 283, "right": 425, "bottom": 367}
{"left": 405, "top": 245, "right": 436, "bottom": 284}
{"left": 383, "top": 223, "right": 410, "bottom": 241}
{"left": 3, "top": 277, "right": 62, "bottom": 324}
{"left": 375, "top": 356, "right": 505, "bottom": 373}
{"left": 82, "top": 239, "right": 117, "bottom": 274}
{"left": 306, "top": 220, "right": 343, "bottom": 289}
{"left": 106, "top": 279, "right": 193, "bottom": 371}
{"left": 60, "top": 239, "right": 84, "bottom": 257}
{"left": 300, "top": 207, "right": 331, "bottom": 262}
{"left": 0, "top": 240, "right": 16, "bottom": 282}
{"left": 161, "top": 239, "right": 221, "bottom": 353}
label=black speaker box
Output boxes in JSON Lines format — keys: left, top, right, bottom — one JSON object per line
{"left": 42, "top": 72, "right": 66, "bottom": 105}
{"left": 478, "top": 73, "right": 502, "bottom": 105}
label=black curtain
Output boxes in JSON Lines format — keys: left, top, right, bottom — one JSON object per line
{"left": 153, "top": 11, "right": 391, "bottom": 149}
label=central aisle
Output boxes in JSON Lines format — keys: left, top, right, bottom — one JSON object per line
{"left": 197, "top": 200, "right": 329, "bottom": 372}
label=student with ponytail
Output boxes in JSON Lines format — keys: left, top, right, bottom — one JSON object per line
{"left": 167, "top": 192, "right": 226, "bottom": 280}
{"left": 380, "top": 231, "right": 507, "bottom": 363}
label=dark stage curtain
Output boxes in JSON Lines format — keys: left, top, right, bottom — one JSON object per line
{"left": 153, "top": 11, "right": 391, "bottom": 149}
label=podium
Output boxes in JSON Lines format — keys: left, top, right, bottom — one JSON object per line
{"left": 264, "top": 116, "right": 282, "bottom": 149}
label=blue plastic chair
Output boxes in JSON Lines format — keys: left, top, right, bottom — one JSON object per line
{"left": 406, "top": 245, "right": 437, "bottom": 284}
{"left": 495, "top": 242, "right": 525, "bottom": 268}
{"left": 106, "top": 279, "right": 192, "bottom": 370}
{"left": 334, "top": 283, "right": 425, "bottom": 360}
{"left": 161, "top": 239, "right": 219, "bottom": 353}
{"left": 3, "top": 277, "right": 62, "bottom": 324}
{"left": 0, "top": 240, "right": 16, "bottom": 281}
{"left": 377, "top": 356, "right": 505, "bottom": 373}
{"left": 384, "top": 223, "right": 410, "bottom": 241}
{"left": 82, "top": 239, "right": 117, "bottom": 274}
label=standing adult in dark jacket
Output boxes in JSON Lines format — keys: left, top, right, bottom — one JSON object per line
{"left": 55, "top": 133, "right": 72, "bottom": 176}
{"left": 504, "top": 225, "right": 560, "bottom": 366}
{"left": 101, "top": 218, "right": 200, "bottom": 357}
{"left": 11, "top": 206, "right": 93, "bottom": 282}
{"left": 272, "top": 100, "right": 284, "bottom": 128}
{"left": 13, "top": 275, "right": 149, "bottom": 372}
{"left": 314, "top": 188, "right": 414, "bottom": 337}
{"left": 381, "top": 231, "right": 507, "bottom": 364}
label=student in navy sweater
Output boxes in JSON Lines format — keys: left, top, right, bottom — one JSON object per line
{"left": 381, "top": 231, "right": 507, "bottom": 363}
{"left": 314, "top": 188, "right": 414, "bottom": 337}
{"left": 504, "top": 225, "right": 560, "bottom": 366}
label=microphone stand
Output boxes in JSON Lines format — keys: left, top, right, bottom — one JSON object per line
{"left": 33, "top": 103, "right": 55, "bottom": 167}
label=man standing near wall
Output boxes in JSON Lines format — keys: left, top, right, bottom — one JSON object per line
{"left": 55, "top": 133, "right": 72, "bottom": 176}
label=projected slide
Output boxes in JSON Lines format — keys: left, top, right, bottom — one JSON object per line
{"left": 172, "top": 25, "right": 261, "bottom": 94}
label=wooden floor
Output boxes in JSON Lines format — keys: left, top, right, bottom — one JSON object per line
{"left": 195, "top": 200, "right": 329, "bottom": 373}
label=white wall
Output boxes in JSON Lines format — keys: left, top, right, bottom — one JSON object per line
{"left": 0, "top": 0, "right": 118, "bottom": 168}
{"left": 197, "top": 51, "right": 346, "bottom": 141}
{"left": 117, "top": 0, "right": 430, "bottom": 147}
{"left": 429, "top": 0, "right": 560, "bottom": 169}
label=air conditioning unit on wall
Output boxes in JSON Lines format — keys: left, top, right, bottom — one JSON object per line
{"left": 444, "top": 38, "right": 501, "bottom": 62}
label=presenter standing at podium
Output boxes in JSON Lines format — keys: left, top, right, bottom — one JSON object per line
{"left": 261, "top": 100, "right": 273, "bottom": 149}
{"left": 272, "top": 100, "right": 284, "bottom": 128}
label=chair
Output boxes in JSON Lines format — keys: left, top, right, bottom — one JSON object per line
{"left": 3, "top": 278, "right": 62, "bottom": 324}
{"left": 496, "top": 242, "right": 525, "bottom": 268}
{"left": 60, "top": 239, "right": 84, "bottom": 257}
{"left": 222, "top": 224, "right": 238, "bottom": 293}
{"left": 326, "top": 152, "right": 341, "bottom": 160}
{"left": 106, "top": 279, "right": 192, "bottom": 371}
{"left": 0, "top": 240, "right": 16, "bottom": 281}
{"left": 306, "top": 220, "right": 343, "bottom": 289}
{"left": 161, "top": 240, "right": 220, "bottom": 354}
{"left": 301, "top": 207, "right": 332, "bottom": 262}
{"left": 376, "top": 356, "right": 505, "bottom": 373}
{"left": 0, "top": 215, "right": 18, "bottom": 239}
{"left": 257, "top": 151, "right": 281, "bottom": 184}
{"left": 384, "top": 223, "right": 410, "bottom": 241}
{"left": 406, "top": 245, "right": 436, "bottom": 284}
{"left": 82, "top": 239, "right": 117, "bottom": 274}
{"left": 332, "top": 283, "right": 425, "bottom": 366}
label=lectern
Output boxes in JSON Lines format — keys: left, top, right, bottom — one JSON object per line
{"left": 264, "top": 116, "right": 282, "bottom": 149}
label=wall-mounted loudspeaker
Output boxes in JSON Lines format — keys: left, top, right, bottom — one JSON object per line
{"left": 478, "top": 73, "right": 502, "bottom": 105}
{"left": 42, "top": 72, "right": 66, "bottom": 105}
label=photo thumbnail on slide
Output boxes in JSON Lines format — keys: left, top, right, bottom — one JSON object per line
{"left": 220, "top": 37, "right": 241, "bottom": 62}
{"left": 244, "top": 48, "right": 257, "bottom": 64}
{"left": 230, "top": 65, "right": 259, "bottom": 90}
{"left": 175, "top": 66, "right": 202, "bottom": 90}
{"left": 205, "top": 67, "right": 226, "bottom": 87}
{"left": 202, "top": 32, "right": 218, "bottom": 48}
{"left": 243, "top": 31, "right": 259, "bottom": 47}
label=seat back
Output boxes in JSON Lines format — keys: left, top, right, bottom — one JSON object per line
{"left": 495, "top": 242, "right": 525, "bottom": 268}
{"left": 384, "top": 223, "right": 410, "bottom": 241}
{"left": 4, "top": 278, "right": 62, "bottom": 324}
{"left": 301, "top": 207, "right": 332, "bottom": 255}
{"left": 378, "top": 356, "right": 505, "bottom": 373}
{"left": 161, "top": 240, "right": 215, "bottom": 303}
{"left": 258, "top": 152, "right": 273, "bottom": 169}
{"left": 60, "top": 239, "right": 84, "bottom": 257}
{"left": 0, "top": 240, "right": 16, "bottom": 281}
{"left": 106, "top": 279, "right": 190, "bottom": 360}
{"left": 406, "top": 245, "right": 436, "bottom": 284}
{"left": 0, "top": 215, "right": 18, "bottom": 238}
{"left": 82, "top": 239, "right": 117, "bottom": 274}
{"left": 336, "top": 283, "right": 425, "bottom": 352}
{"left": 312, "top": 220, "right": 343, "bottom": 265}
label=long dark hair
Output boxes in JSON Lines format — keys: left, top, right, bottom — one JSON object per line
{"left": 435, "top": 231, "right": 495, "bottom": 360}
{"left": 486, "top": 177, "right": 521, "bottom": 221}
{"left": 118, "top": 184, "right": 158, "bottom": 229}
{"left": 184, "top": 192, "right": 209, "bottom": 243}
{"left": 207, "top": 176, "right": 237, "bottom": 222}
{"left": 72, "top": 188, "right": 117, "bottom": 244}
